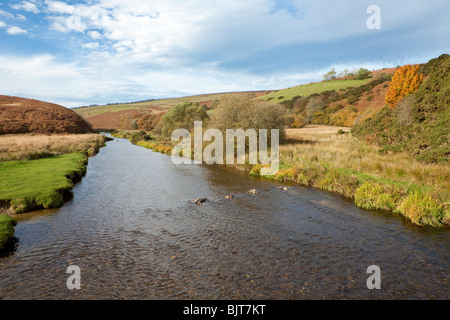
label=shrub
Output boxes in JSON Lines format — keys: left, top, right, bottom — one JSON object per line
{"left": 354, "top": 182, "right": 405, "bottom": 212}
{"left": 347, "top": 95, "right": 359, "bottom": 105}
{"left": 291, "top": 114, "right": 307, "bottom": 128}
{"left": 330, "top": 106, "right": 358, "bottom": 127}
{"left": 137, "top": 113, "right": 164, "bottom": 131}
{"left": 396, "top": 191, "right": 445, "bottom": 226}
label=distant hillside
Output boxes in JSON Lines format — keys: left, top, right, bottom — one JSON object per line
{"left": 75, "top": 91, "right": 271, "bottom": 130}
{"left": 352, "top": 54, "right": 450, "bottom": 164}
{"left": 259, "top": 78, "right": 373, "bottom": 102}
{"left": 0, "top": 95, "right": 95, "bottom": 134}
{"left": 270, "top": 68, "right": 396, "bottom": 128}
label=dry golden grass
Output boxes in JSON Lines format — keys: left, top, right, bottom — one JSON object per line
{"left": 0, "top": 134, "right": 105, "bottom": 161}
{"left": 282, "top": 126, "right": 449, "bottom": 198}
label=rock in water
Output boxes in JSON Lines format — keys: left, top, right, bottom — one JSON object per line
{"left": 248, "top": 189, "right": 258, "bottom": 195}
{"left": 192, "top": 198, "right": 207, "bottom": 205}
{"left": 224, "top": 195, "right": 234, "bottom": 200}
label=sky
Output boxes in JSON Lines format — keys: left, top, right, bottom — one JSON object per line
{"left": 0, "top": 0, "right": 449, "bottom": 108}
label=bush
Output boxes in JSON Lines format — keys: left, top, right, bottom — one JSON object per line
{"left": 291, "top": 114, "right": 307, "bottom": 128}
{"left": 396, "top": 191, "right": 445, "bottom": 226}
{"left": 347, "top": 95, "right": 359, "bottom": 105}
{"left": 354, "top": 182, "right": 405, "bottom": 212}
{"left": 137, "top": 113, "right": 164, "bottom": 132}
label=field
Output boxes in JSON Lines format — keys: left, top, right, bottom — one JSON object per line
{"left": 259, "top": 79, "right": 372, "bottom": 102}
{"left": 0, "top": 134, "right": 106, "bottom": 161}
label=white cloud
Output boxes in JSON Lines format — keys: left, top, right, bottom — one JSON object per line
{"left": 10, "top": 1, "right": 40, "bottom": 14}
{"left": 87, "top": 30, "right": 102, "bottom": 39}
{"left": 0, "top": 21, "right": 6, "bottom": 28}
{"left": 0, "top": 9, "right": 15, "bottom": 19}
{"left": 46, "top": 1, "right": 75, "bottom": 14}
{"left": 82, "top": 42, "right": 99, "bottom": 50}
{"left": 16, "top": 14, "right": 27, "bottom": 21}
{"left": 0, "top": 52, "right": 399, "bottom": 108}
{"left": 7, "top": 26, "right": 28, "bottom": 35}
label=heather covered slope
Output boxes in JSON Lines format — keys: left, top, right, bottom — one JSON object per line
{"left": 352, "top": 54, "right": 450, "bottom": 164}
{"left": 0, "top": 95, "right": 95, "bottom": 134}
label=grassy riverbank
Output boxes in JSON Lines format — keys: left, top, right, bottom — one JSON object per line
{"left": 0, "top": 152, "right": 89, "bottom": 214}
{"left": 112, "top": 126, "right": 449, "bottom": 227}
{"left": 0, "top": 214, "right": 16, "bottom": 250}
{"left": 0, "top": 134, "right": 108, "bottom": 215}
{"left": 266, "top": 127, "right": 449, "bottom": 227}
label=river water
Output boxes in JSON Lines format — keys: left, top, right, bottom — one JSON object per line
{"left": 0, "top": 136, "right": 448, "bottom": 299}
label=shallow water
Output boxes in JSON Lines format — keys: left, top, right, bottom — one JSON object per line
{"left": 0, "top": 136, "right": 448, "bottom": 299}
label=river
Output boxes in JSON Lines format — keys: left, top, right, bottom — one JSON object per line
{"left": 0, "top": 136, "right": 448, "bottom": 299}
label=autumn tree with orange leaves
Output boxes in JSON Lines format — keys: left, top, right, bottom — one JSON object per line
{"left": 385, "top": 64, "right": 423, "bottom": 109}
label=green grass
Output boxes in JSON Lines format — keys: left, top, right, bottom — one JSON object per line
{"left": 259, "top": 79, "right": 372, "bottom": 102}
{"left": 0, "top": 153, "right": 88, "bottom": 213}
{"left": 0, "top": 214, "right": 16, "bottom": 250}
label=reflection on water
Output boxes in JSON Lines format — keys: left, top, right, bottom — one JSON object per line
{"left": 0, "top": 136, "right": 449, "bottom": 299}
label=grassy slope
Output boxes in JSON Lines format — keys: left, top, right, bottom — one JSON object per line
{"left": 259, "top": 79, "right": 372, "bottom": 102}
{"left": 0, "top": 153, "right": 88, "bottom": 213}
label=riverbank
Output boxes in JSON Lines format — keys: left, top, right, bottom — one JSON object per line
{"left": 0, "top": 214, "right": 16, "bottom": 250}
{"left": 112, "top": 126, "right": 449, "bottom": 227}
{"left": 0, "top": 134, "right": 109, "bottom": 215}
{"left": 0, "top": 152, "right": 88, "bottom": 214}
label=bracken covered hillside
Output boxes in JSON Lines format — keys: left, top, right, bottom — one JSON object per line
{"left": 0, "top": 95, "right": 95, "bottom": 134}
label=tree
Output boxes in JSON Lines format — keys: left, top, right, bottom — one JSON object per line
{"left": 385, "top": 64, "right": 423, "bottom": 109}
{"left": 161, "top": 102, "right": 208, "bottom": 137}
{"left": 323, "top": 68, "right": 337, "bottom": 81}
{"left": 355, "top": 68, "right": 372, "bottom": 80}
{"left": 210, "top": 96, "right": 287, "bottom": 143}
{"left": 338, "top": 69, "right": 349, "bottom": 78}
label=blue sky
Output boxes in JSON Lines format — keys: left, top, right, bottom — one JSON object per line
{"left": 0, "top": 0, "right": 449, "bottom": 108}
